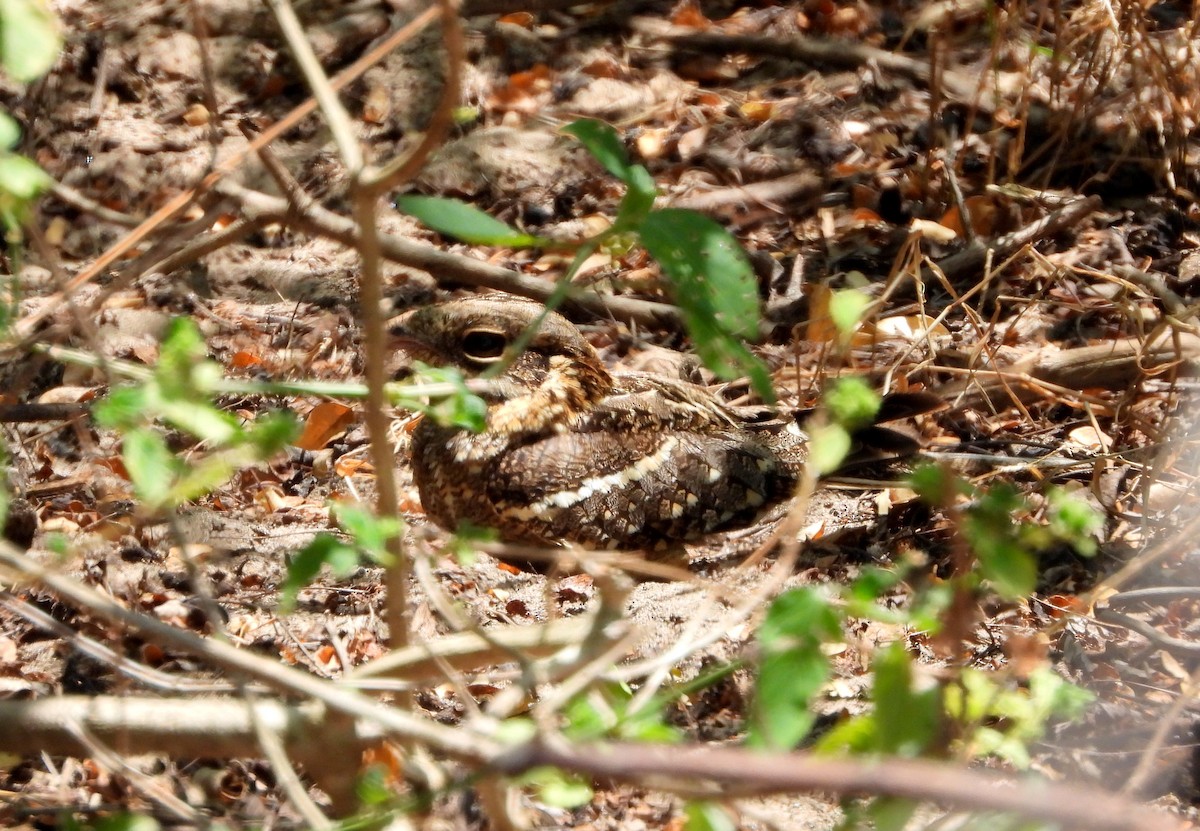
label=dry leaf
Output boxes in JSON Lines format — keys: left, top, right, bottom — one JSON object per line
{"left": 296, "top": 401, "right": 355, "bottom": 451}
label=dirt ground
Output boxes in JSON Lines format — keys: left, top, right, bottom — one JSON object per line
{"left": 2, "top": 0, "right": 1200, "bottom": 826}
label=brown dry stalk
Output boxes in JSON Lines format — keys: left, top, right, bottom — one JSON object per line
{"left": 14, "top": 5, "right": 441, "bottom": 341}
{"left": 494, "top": 739, "right": 1176, "bottom": 831}
{"left": 0, "top": 537, "right": 1177, "bottom": 827}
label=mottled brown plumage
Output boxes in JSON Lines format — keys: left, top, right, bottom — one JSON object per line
{"left": 392, "top": 296, "right": 805, "bottom": 550}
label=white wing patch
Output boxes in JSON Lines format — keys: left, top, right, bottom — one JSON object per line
{"left": 524, "top": 435, "right": 680, "bottom": 516}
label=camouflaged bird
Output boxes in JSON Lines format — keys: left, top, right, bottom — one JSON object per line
{"left": 391, "top": 295, "right": 807, "bottom": 550}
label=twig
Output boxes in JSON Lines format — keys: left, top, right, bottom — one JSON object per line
{"left": 1095, "top": 607, "right": 1200, "bottom": 658}
{"left": 220, "top": 181, "right": 682, "bottom": 326}
{"left": 1123, "top": 658, "right": 1200, "bottom": 797}
{"left": 668, "top": 170, "right": 825, "bottom": 216}
{"left": 1106, "top": 586, "right": 1200, "bottom": 607}
{"left": 938, "top": 330, "right": 1200, "bottom": 409}
{"left": 492, "top": 738, "right": 1176, "bottom": 831}
{"left": 1109, "top": 264, "right": 1194, "bottom": 323}
{"left": 50, "top": 182, "right": 141, "bottom": 227}
{"left": 264, "top": 0, "right": 363, "bottom": 174}
{"left": 67, "top": 721, "right": 202, "bottom": 823}
{"left": 0, "top": 543, "right": 500, "bottom": 761}
{"left": 932, "top": 195, "right": 1101, "bottom": 285}
{"left": 0, "top": 402, "right": 89, "bottom": 422}
{"left": 630, "top": 18, "right": 991, "bottom": 110}
{"left": 17, "top": 5, "right": 442, "bottom": 341}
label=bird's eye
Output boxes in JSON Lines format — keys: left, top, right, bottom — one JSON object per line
{"left": 461, "top": 329, "right": 508, "bottom": 363}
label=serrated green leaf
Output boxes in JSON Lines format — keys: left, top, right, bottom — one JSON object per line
{"left": 639, "top": 209, "right": 773, "bottom": 400}
{"left": 0, "top": 0, "right": 61, "bottom": 82}
{"left": 394, "top": 195, "right": 549, "bottom": 247}
{"left": 640, "top": 209, "right": 759, "bottom": 339}
{"left": 122, "top": 429, "right": 179, "bottom": 508}
{"left": 563, "top": 119, "right": 638, "bottom": 184}
{"left": 0, "top": 152, "right": 51, "bottom": 199}
{"left": 0, "top": 112, "right": 19, "bottom": 150}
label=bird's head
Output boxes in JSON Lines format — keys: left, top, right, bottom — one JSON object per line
{"left": 390, "top": 295, "right": 613, "bottom": 411}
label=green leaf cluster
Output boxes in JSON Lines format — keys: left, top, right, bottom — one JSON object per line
{"left": 749, "top": 587, "right": 842, "bottom": 750}
{"left": 562, "top": 682, "right": 681, "bottom": 745}
{"left": 392, "top": 362, "right": 487, "bottom": 432}
{"left": 944, "top": 666, "right": 1093, "bottom": 767}
{"left": 0, "top": 0, "right": 59, "bottom": 241}
{"left": 808, "top": 377, "right": 884, "bottom": 474}
{"left": 93, "top": 318, "right": 299, "bottom": 512}
{"left": 911, "top": 466, "right": 1101, "bottom": 599}
{"left": 280, "top": 502, "right": 399, "bottom": 612}
{"left": 395, "top": 118, "right": 774, "bottom": 401}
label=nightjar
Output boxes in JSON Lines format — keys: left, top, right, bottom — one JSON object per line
{"left": 391, "top": 295, "right": 807, "bottom": 550}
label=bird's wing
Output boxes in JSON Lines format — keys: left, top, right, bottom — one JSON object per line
{"left": 486, "top": 428, "right": 782, "bottom": 548}
{"left": 581, "top": 373, "right": 741, "bottom": 433}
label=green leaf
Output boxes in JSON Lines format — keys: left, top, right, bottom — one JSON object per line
{"left": 829, "top": 288, "right": 872, "bottom": 339}
{"left": 122, "top": 429, "right": 180, "bottom": 509}
{"left": 866, "top": 798, "right": 919, "bottom": 831}
{"left": 640, "top": 209, "right": 759, "bottom": 339}
{"left": 394, "top": 195, "right": 549, "bottom": 247}
{"left": 332, "top": 501, "right": 401, "bottom": 566}
{"left": 155, "top": 396, "right": 242, "bottom": 445}
{"left": 494, "top": 717, "right": 537, "bottom": 745}
{"left": 245, "top": 411, "right": 301, "bottom": 455}
{"left": 356, "top": 765, "right": 393, "bottom": 806}
{"left": 93, "top": 814, "right": 161, "bottom": 831}
{"left": 444, "top": 521, "right": 495, "bottom": 565}
{"left": 1045, "top": 486, "right": 1102, "bottom": 556}
{"left": 280, "top": 533, "right": 362, "bottom": 612}
{"left": 611, "top": 164, "right": 658, "bottom": 231}
{"left": 872, "top": 642, "right": 940, "bottom": 756}
{"left": 0, "top": 0, "right": 61, "bottom": 82}
{"left": 563, "top": 119, "right": 639, "bottom": 185}
{"left": 824, "top": 376, "right": 881, "bottom": 432}
{"left": 807, "top": 422, "right": 852, "bottom": 475}
{"left": 639, "top": 209, "right": 773, "bottom": 401}
{"left": 0, "top": 152, "right": 51, "bottom": 199}
{"left": 909, "top": 463, "right": 953, "bottom": 504}
{"left": 685, "top": 801, "right": 738, "bottom": 831}
{"left": 0, "top": 112, "right": 19, "bottom": 150}
{"left": 157, "top": 317, "right": 209, "bottom": 392}
{"left": 520, "top": 767, "right": 593, "bottom": 809}
{"left": 965, "top": 484, "right": 1038, "bottom": 598}
{"left": 166, "top": 454, "right": 241, "bottom": 504}
{"left": 396, "top": 363, "right": 488, "bottom": 432}
{"left": 94, "top": 387, "right": 150, "bottom": 431}
{"left": 750, "top": 588, "right": 842, "bottom": 750}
